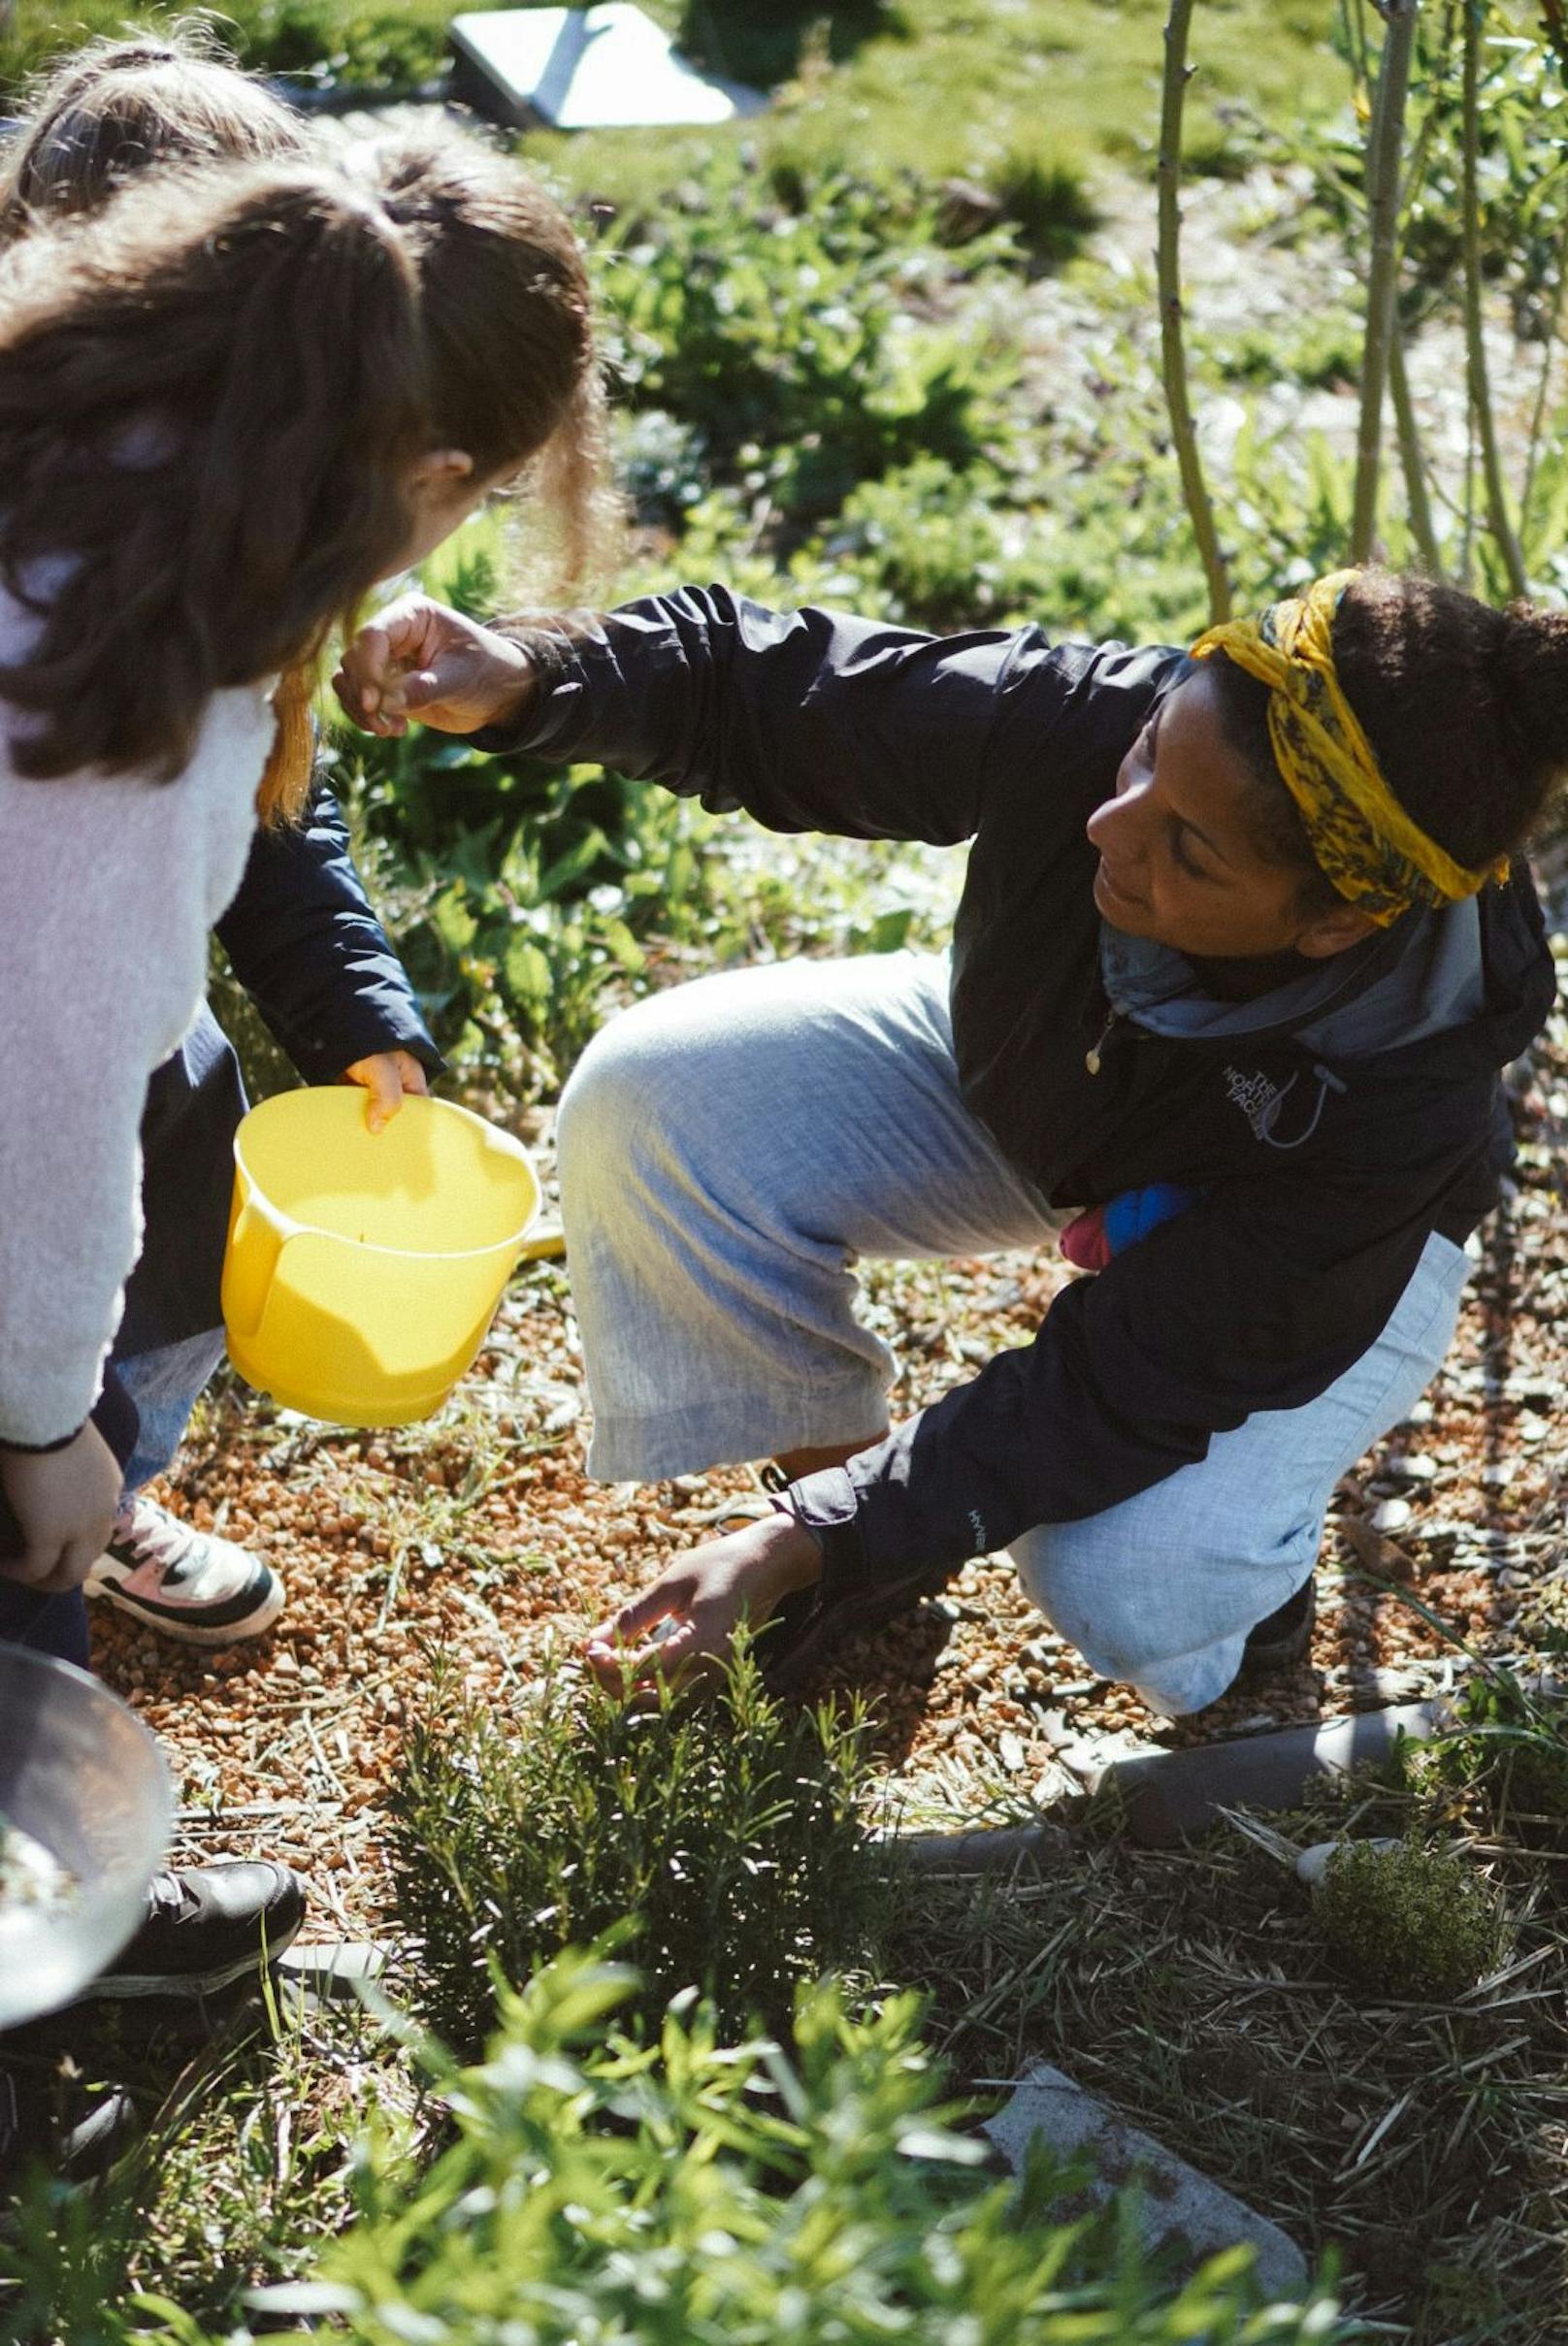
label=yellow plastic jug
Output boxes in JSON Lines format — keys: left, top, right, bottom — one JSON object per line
{"left": 222, "top": 1090, "right": 540, "bottom": 1427}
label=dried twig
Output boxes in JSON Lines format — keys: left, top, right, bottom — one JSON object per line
{"left": 1462, "top": 0, "right": 1530, "bottom": 593}
{"left": 1351, "top": 0, "right": 1421, "bottom": 561}
{"left": 1157, "top": 0, "right": 1230, "bottom": 621}
{"left": 1388, "top": 319, "right": 1444, "bottom": 570}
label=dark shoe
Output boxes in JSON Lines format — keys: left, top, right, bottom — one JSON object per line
{"left": 761, "top": 1562, "right": 952, "bottom": 1699}
{"left": 1235, "top": 1579, "right": 1317, "bottom": 1686}
{"left": 54, "top": 2085, "right": 141, "bottom": 2183}
{"left": 0, "top": 2069, "right": 140, "bottom": 2189}
{"left": 82, "top": 1862, "right": 306, "bottom": 2002}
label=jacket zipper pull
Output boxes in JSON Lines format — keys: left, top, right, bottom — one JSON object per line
{"left": 1086, "top": 1005, "right": 1119, "bottom": 1076}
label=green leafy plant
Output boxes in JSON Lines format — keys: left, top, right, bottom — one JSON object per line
{"left": 0, "top": 0, "right": 456, "bottom": 93}
{"left": 387, "top": 1645, "right": 886, "bottom": 2056}
{"left": 141, "top": 1952, "right": 1348, "bottom": 2346}
{"left": 1313, "top": 1835, "right": 1505, "bottom": 2000}
{"left": 601, "top": 163, "right": 1021, "bottom": 525}
{"left": 679, "top": 0, "right": 904, "bottom": 89}
{"left": 818, "top": 456, "right": 1046, "bottom": 630}
{"left": 1427, "top": 1665, "right": 1568, "bottom": 1823}
{"left": 987, "top": 147, "right": 1101, "bottom": 265}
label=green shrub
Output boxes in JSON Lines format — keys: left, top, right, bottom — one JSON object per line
{"left": 212, "top": 1952, "right": 1349, "bottom": 2346}
{"left": 1313, "top": 1838, "right": 1505, "bottom": 2002}
{"left": 817, "top": 455, "right": 1055, "bottom": 631}
{"left": 0, "top": 0, "right": 454, "bottom": 96}
{"left": 600, "top": 163, "right": 1020, "bottom": 523}
{"left": 679, "top": 0, "right": 904, "bottom": 88}
{"left": 387, "top": 1648, "right": 886, "bottom": 2056}
{"left": 989, "top": 147, "right": 1100, "bottom": 265}
{"left": 1427, "top": 1668, "right": 1568, "bottom": 1825}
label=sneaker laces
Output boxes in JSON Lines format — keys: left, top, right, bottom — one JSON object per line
{"left": 113, "top": 1500, "right": 205, "bottom": 1589}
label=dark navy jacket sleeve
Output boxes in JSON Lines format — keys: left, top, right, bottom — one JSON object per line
{"left": 786, "top": 1157, "right": 1458, "bottom": 1587}
{"left": 214, "top": 778, "right": 441, "bottom": 1086}
{"left": 474, "top": 585, "right": 1046, "bottom": 846}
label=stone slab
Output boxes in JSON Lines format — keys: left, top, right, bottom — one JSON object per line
{"left": 892, "top": 1821, "right": 1070, "bottom": 1876}
{"left": 1294, "top": 1836, "right": 1400, "bottom": 1889}
{"left": 984, "top": 2061, "right": 1308, "bottom": 2297}
{"left": 278, "top": 1939, "right": 389, "bottom": 1998}
{"left": 449, "top": 6, "right": 766, "bottom": 131}
{"left": 1107, "top": 1700, "right": 1451, "bottom": 1848}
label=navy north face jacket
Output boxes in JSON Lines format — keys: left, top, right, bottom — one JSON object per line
{"left": 474, "top": 585, "right": 1556, "bottom": 1585}
{"left": 117, "top": 776, "right": 441, "bottom": 1359}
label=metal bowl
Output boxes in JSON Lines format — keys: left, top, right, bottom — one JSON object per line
{"left": 0, "top": 1645, "right": 172, "bottom": 2031}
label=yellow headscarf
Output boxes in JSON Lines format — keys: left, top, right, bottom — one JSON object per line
{"left": 1192, "top": 569, "right": 1506, "bottom": 927}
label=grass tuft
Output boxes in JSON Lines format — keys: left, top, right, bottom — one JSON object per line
{"left": 988, "top": 147, "right": 1100, "bottom": 264}
{"left": 1312, "top": 1836, "right": 1506, "bottom": 2002}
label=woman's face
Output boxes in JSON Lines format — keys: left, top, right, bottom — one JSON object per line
{"left": 1087, "top": 666, "right": 1373, "bottom": 961}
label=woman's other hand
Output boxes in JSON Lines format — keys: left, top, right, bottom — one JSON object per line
{"left": 585, "top": 1510, "right": 823, "bottom": 1698}
{"left": 0, "top": 1421, "right": 123, "bottom": 1593}
{"left": 344, "top": 1048, "right": 430, "bottom": 1135}
{"left": 333, "top": 595, "right": 537, "bottom": 738}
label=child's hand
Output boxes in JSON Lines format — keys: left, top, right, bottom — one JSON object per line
{"left": 344, "top": 1049, "right": 430, "bottom": 1134}
{"left": 334, "top": 595, "right": 537, "bottom": 738}
{"left": 585, "top": 1511, "right": 823, "bottom": 1700}
{"left": 0, "top": 1421, "right": 122, "bottom": 1594}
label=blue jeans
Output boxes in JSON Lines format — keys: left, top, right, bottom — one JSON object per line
{"left": 558, "top": 951, "right": 1470, "bottom": 1715}
{"left": 0, "top": 1329, "right": 224, "bottom": 1667}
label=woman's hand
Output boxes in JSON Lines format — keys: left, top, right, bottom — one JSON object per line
{"left": 344, "top": 1048, "right": 430, "bottom": 1135}
{"left": 0, "top": 1421, "right": 123, "bottom": 1594}
{"left": 333, "top": 595, "right": 537, "bottom": 739}
{"left": 586, "top": 1510, "right": 823, "bottom": 1698}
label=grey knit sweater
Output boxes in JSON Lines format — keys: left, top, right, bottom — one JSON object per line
{"left": 0, "top": 607, "right": 274, "bottom": 1447}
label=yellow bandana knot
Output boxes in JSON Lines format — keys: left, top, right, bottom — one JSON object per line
{"left": 1192, "top": 569, "right": 1507, "bottom": 927}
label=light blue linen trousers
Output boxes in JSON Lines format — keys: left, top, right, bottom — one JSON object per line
{"left": 557, "top": 952, "right": 1470, "bottom": 1713}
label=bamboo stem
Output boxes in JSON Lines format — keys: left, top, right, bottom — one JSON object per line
{"left": 1388, "top": 317, "right": 1444, "bottom": 570}
{"left": 1461, "top": 0, "right": 1529, "bottom": 595}
{"left": 1339, "top": 0, "right": 1373, "bottom": 103}
{"left": 1461, "top": 372, "right": 1478, "bottom": 589}
{"left": 1351, "top": 0, "right": 1421, "bottom": 562}
{"left": 1519, "top": 218, "right": 1568, "bottom": 538}
{"left": 1157, "top": 0, "right": 1230, "bottom": 622}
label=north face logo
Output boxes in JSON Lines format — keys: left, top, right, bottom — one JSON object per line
{"left": 1223, "top": 1063, "right": 1284, "bottom": 1140}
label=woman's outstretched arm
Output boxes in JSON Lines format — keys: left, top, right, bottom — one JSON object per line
{"left": 336, "top": 583, "right": 1084, "bottom": 848}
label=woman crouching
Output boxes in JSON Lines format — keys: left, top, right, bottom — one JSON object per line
{"left": 338, "top": 567, "right": 1561, "bottom": 1714}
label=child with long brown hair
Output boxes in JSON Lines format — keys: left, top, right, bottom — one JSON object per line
{"left": 0, "top": 88, "right": 605, "bottom": 1690}
{"left": 0, "top": 32, "right": 431, "bottom": 1655}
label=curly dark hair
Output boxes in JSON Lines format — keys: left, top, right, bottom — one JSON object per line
{"left": 1208, "top": 569, "right": 1568, "bottom": 910}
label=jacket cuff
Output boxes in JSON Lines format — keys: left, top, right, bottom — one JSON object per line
{"left": 780, "top": 1465, "right": 866, "bottom": 1599}
{"left": 0, "top": 1424, "right": 85, "bottom": 1456}
{"left": 467, "top": 622, "right": 580, "bottom": 754}
{"left": 291, "top": 1006, "right": 444, "bottom": 1089}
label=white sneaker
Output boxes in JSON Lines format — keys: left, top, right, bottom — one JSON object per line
{"left": 86, "top": 1495, "right": 284, "bottom": 1647}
